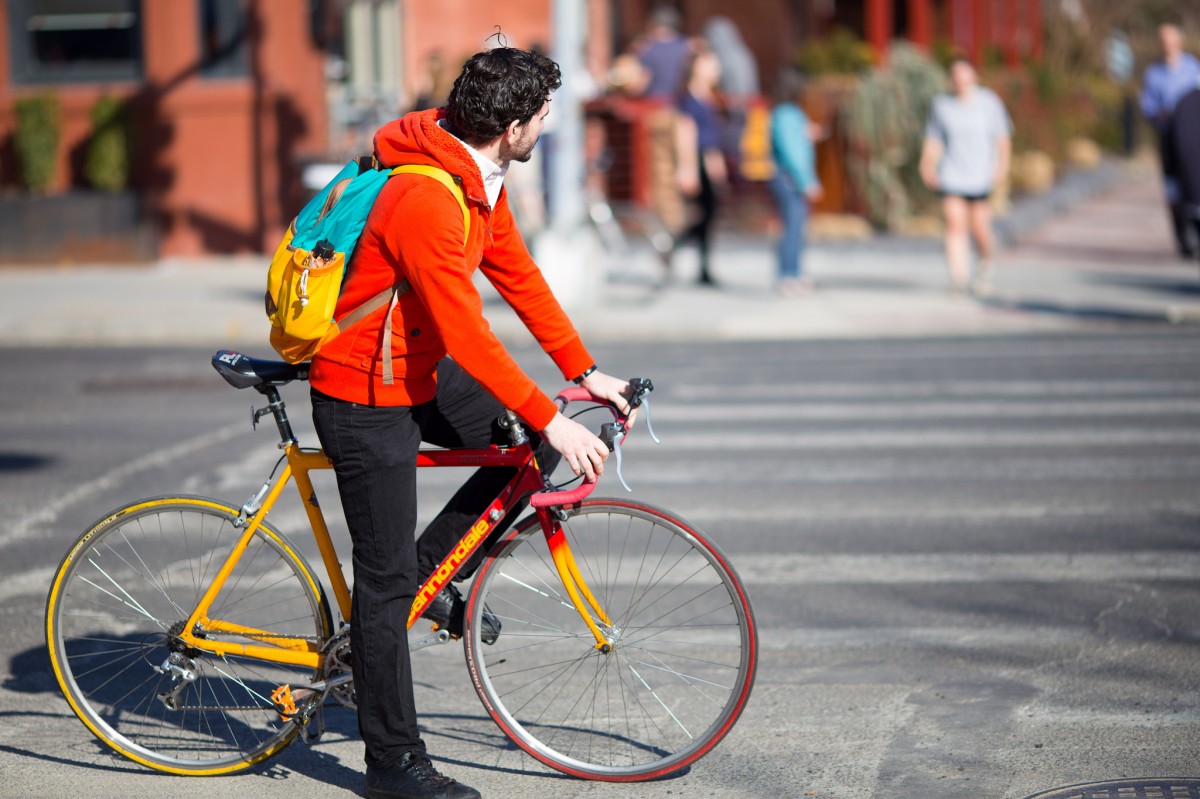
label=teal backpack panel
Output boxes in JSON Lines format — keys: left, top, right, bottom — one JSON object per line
{"left": 292, "top": 159, "right": 392, "bottom": 256}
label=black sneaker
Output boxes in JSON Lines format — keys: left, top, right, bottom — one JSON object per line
{"left": 423, "top": 584, "right": 501, "bottom": 645}
{"left": 365, "top": 751, "right": 481, "bottom": 799}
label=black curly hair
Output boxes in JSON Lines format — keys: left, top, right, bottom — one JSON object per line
{"left": 444, "top": 47, "right": 562, "bottom": 146}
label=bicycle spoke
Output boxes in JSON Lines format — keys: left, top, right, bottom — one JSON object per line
{"left": 467, "top": 500, "right": 756, "bottom": 780}
{"left": 48, "top": 498, "right": 331, "bottom": 774}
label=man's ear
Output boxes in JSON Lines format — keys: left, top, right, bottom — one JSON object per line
{"left": 504, "top": 118, "right": 523, "bottom": 142}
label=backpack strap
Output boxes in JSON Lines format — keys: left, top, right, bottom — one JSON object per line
{"left": 334, "top": 164, "right": 470, "bottom": 386}
{"left": 389, "top": 164, "right": 471, "bottom": 236}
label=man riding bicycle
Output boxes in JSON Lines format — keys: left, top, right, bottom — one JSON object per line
{"left": 309, "top": 45, "right": 631, "bottom": 799}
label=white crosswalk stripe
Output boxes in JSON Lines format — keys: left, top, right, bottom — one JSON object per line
{"left": 626, "top": 340, "right": 1200, "bottom": 613}
{"left": 731, "top": 551, "right": 1200, "bottom": 584}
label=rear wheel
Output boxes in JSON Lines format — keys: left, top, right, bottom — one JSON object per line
{"left": 464, "top": 499, "right": 757, "bottom": 781}
{"left": 45, "top": 496, "right": 333, "bottom": 774}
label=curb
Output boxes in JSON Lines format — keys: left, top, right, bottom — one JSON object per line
{"left": 993, "top": 160, "right": 1125, "bottom": 248}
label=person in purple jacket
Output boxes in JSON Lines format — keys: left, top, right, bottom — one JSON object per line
{"left": 636, "top": 6, "right": 693, "bottom": 101}
{"left": 1140, "top": 23, "right": 1200, "bottom": 259}
{"left": 675, "top": 47, "right": 728, "bottom": 286}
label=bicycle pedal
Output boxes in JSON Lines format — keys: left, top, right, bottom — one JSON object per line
{"left": 272, "top": 684, "right": 318, "bottom": 724}
{"left": 271, "top": 684, "right": 299, "bottom": 721}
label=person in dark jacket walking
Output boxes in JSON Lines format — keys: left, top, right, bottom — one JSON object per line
{"left": 1140, "top": 23, "right": 1200, "bottom": 258}
{"left": 1170, "top": 84, "right": 1200, "bottom": 268}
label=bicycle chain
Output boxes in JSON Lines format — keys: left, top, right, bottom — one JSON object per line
{"left": 170, "top": 702, "right": 282, "bottom": 712}
{"left": 216, "top": 628, "right": 326, "bottom": 644}
{"left": 161, "top": 628, "right": 332, "bottom": 712}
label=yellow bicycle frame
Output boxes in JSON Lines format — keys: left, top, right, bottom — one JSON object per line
{"left": 177, "top": 445, "right": 342, "bottom": 668}
{"left": 173, "top": 438, "right": 617, "bottom": 667}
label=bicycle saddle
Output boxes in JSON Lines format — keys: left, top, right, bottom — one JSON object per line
{"left": 211, "top": 350, "right": 310, "bottom": 389}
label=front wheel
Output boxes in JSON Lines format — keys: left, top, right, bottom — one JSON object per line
{"left": 464, "top": 499, "right": 757, "bottom": 781}
{"left": 45, "top": 495, "right": 333, "bottom": 775}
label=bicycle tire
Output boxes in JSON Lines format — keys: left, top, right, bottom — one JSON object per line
{"left": 463, "top": 498, "right": 757, "bottom": 781}
{"left": 45, "top": 495, "right": 333, "bottom": 775}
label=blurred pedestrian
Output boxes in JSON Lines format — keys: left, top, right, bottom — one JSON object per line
{"left": 1139, "top": 23, "right": 1200, "bottom": 259}
{"left": 607, "top": 51, "right": 648, "bottom": 96}
{"left": 1170, "top": 84, "right": 1200, "bottom": 268}
{"left": 702, "top": 16, "right": 758, "bottom": 100}
{"left": 675, "top": 47, "right": 728, "bottom": 286}
{"left": 702, "top": 15, "right": 759, "bottom": 174}
{"left": 635, "top": 5, "right": 693, "bottom": 101}
{"left": 919, "top": 56, "right": 1012, "bottom": 297}
{"left": 411, "top": 49, "right": 454, "bottom": 112}
{"left": 768, "top": 68, "right": 823, "bottom": 296}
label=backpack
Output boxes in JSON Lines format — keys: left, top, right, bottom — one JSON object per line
{"left": 264, "top": 156, "right": 469, "bottom": 381}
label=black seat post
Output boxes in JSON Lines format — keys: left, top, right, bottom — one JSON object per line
{"left": 255, "top": 385, "right": 298, "bottom": 447}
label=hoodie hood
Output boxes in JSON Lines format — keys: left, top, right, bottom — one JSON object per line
{"left": 373, "top": 108, "right": 488, "bottom": 205}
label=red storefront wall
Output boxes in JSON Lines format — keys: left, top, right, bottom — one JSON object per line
{"left": 0, "top": 0, "right": 328, "bottom": 257}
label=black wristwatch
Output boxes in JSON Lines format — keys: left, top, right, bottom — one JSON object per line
{"left": 572, "top": 365, "right": 597, "bottom": 385}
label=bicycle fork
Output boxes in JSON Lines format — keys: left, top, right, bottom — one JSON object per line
{"left": 504, "top": 406, "right": 618, "bottom": 654}
{"left": 539, "top": 514, "right": 617, "bottom": 652}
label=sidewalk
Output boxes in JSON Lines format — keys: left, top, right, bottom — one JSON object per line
{"left": 1, "top": 161, "right": 1197, "bottom": 350}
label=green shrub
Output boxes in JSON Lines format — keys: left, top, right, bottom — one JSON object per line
{"left": 795, "top": 27, "right": 875, "bottom": 76}
{"left": 13, "top": 93, "right": 60, "bottom": 191}
{"left": 1029, "top": 61, "right": 1062, "bottom": 103}
{"left": 986, "top": 68, "right": 1125, "bottom": 163}
{"left": 841, "top": 42, "right": 946, "bottom": 230}
{"left": 931, "top": 38, "right": 958, "bottom": 69}
{"left": 1082, "top": 76, "right": 1125, "bottom": 153}
{"left": 85, "top": 96, "right": 131, "bottom": 192}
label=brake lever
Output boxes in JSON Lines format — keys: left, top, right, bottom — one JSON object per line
{"left": 640, "top": 396, "right": 661, "bottom": 444}
{"left": 600, "top": 422, "right": 632, "bottom": 492}
{"left": 613, "top": 445, "right": 631, "bottom": 492}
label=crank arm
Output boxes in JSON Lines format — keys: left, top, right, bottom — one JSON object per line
{"left": 409, "top": 628, "right": 453, "bottom": 651}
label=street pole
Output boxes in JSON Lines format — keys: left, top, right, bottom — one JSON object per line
{"left": 537, "top": 0, "right": 600, "bottom": 308}
{"left": 549, "top": 0, "right": 585, "bottom": 232}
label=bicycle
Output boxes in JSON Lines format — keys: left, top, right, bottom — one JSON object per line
{"left": 586, "top": 149, "right": 676, "bottom": 294}
{"left": 45, "top": 350, "right": 758, "bottom": 782}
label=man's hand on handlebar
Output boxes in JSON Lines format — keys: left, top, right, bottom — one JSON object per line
{"left": 579, "top": 370, "right": 639, "bottom": 428}
{"left": 540, "top": 370, "right": 634, "bottom": 483}
{"left": 541, "top": 412, "right": 609, "bottom": 482}
{"left": 533, "top": 374, "right": 655, "bottom": 504}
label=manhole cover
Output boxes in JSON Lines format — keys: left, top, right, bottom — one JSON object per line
{"left": 1025, "top": 779, "right": 1200, "bottom": 799}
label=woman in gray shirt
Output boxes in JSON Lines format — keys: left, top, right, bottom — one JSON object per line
{"left": 920, "top": 57, "right": 1012, "bottom": 297}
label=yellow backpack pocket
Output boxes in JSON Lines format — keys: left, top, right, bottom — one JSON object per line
{"left": 265, "top": 227, "right": 346, "bottom": 363}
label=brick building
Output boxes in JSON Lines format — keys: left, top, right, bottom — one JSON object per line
{"left": 0, "top": 0, "right": 570, "bottom": 259}
{"left": 0, "top": 0, "right": 1041, "bottom": 259}
{"left": 1, "top": 0, "right": 330, "bottom": 258}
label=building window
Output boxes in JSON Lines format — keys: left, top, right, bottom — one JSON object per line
{"left": 199, "top": 0, "right": 247, "bottom": 78}
{"left": 7, "top": 0, "right": 142, "bottom": 84}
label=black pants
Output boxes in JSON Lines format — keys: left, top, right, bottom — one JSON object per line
{"left": 1158, "top": 126, "right": 1198, "bottom": 256}
{"left": 311, "top": 358, "right": 555, "bottom": 768}
{"left": 680, "top": 156, "right": 718, "bottom": 283}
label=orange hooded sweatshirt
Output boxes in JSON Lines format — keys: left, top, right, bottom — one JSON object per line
{"left": 309, "top": 109, "right": 595, "bottom": 431}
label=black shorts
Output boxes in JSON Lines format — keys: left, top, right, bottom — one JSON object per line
{"left": 941, "top": 190, "right": 991, "bottom": 203}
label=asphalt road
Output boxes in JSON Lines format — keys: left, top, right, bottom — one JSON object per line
{"left": 2, "top": 331, "right": 1199, "bottom": 799}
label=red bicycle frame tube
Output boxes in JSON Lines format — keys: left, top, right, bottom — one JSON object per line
{"left": 407, "top": 385, "right": 632, "bottom": 631}
{"left": 406, "top": 442, "right": 547, "bottom": 628}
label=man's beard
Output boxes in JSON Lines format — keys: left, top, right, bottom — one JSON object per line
{"left": 505, "top": 135, "right": 538, "bottom": 164}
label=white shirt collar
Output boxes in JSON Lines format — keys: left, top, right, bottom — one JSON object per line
{"left": 440, "top": 119, "right": 507, "bottom": 207}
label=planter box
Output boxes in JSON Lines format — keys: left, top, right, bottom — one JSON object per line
{"left": 0, "top": 190, "right": 156, "bottom": 264}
